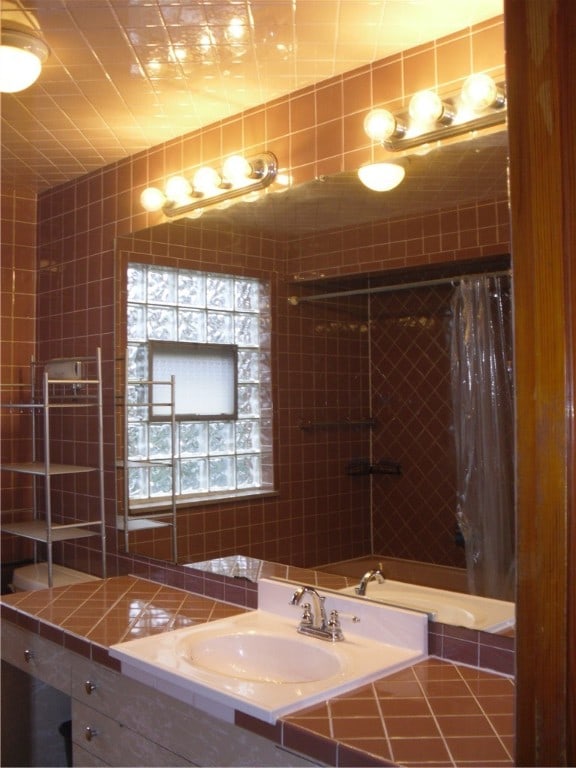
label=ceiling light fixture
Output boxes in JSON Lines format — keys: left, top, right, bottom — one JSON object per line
{"left": 0, "top": 26, "right": 49, "bottom": 93}
{"left": 140, "top": 152, "right": 278, "bottom": 217}
{"left": 357, "top": 162, "right": 405, "bottom": 192}
{"left": 363, "top": 74, "right": 506, "bottom": 153}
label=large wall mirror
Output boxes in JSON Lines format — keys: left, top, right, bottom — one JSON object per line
{"left": 114, "top": 126, "right": 514, "bottom": 636}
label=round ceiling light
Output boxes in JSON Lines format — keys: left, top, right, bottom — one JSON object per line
{"left": 0, "top": 28, "right": 49, "bottom": 93}
{"left": 357, "top": 162, "right": 405, "bottom": 192}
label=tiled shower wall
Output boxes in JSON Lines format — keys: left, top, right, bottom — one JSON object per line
{"left": 369, "top": 285, "right": 464, "bottom": 567}
{"left": 0, "top": 18, "right": 510, "bottom": 577}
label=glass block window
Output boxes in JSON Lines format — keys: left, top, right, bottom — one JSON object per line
{"left": 126, "top": 263, "right": 273, "bottom": 503}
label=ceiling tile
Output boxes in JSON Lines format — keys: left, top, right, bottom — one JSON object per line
{"left": 1, "top": 0, "right": 503, "bottom": 193}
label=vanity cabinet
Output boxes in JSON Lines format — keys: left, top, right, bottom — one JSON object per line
{"left": 71, "top": 699, "right": 190, "bottom": 767}
{"left": 71, "top": 654, "right": 317, "bottom": 767}
{"left": 1, "top": 622, "right": 319, "bottom": 767}
{"left": 70, "top": 656, "right": 192, "bottom": 767}
{"left": 1, "top": 621, "right": 73, "bottom": 694}
{"left": 1, "top": 622, "right": 72, "bottom": 767}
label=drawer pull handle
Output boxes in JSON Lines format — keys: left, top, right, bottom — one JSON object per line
{"left": 85, "top": 726, "right": 98, "bottom": 742}
{"left": 23, "top": 649, "right": 33, "bottom": 663}
{"left": 84, "top": 680, "right": 97, "bottom": 695}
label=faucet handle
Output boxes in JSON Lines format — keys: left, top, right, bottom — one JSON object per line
{"left": 300, "top": 602, "right": 313, "bottom": 626}
{"left": 328, "top": 609, "right": 341, "bottom": 628}
{"left": 327, "top": 610, "right": 345, "bottom": 641}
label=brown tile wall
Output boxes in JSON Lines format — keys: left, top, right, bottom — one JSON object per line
{"left": 285, "top": 198, "right": 510, "bottom": 281}
{"left": 1, "top": 19, "right": 509, "bottom": 578}
{"left": 0, "top": 186, "right": 37, "bottom": 566}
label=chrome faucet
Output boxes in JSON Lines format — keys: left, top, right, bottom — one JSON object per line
{"left": 355, "top": 568, "right": 386, "bottom": 596}
{"left": 289, "top": 586, "right": 344, "bottom": 641}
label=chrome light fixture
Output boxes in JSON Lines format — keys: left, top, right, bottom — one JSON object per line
{"left": 140, "top": 152, "right": 278, "bottom": 217}
{"left": 0, "top": 21, "right": 49, "bottom": 93}
{"left": 363, "top": 73, "right": 506, "bottom": 153}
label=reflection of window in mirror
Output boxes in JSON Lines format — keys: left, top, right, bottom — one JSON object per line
{"left": 126, "top": 263, "right": 273, "bottom": 503}
{"left": 149, "top": 340, "right": 238, "bottom": 420}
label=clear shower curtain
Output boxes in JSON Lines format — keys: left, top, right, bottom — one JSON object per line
{"left": 450, "top": 276, "right": 515, "bottom": 601}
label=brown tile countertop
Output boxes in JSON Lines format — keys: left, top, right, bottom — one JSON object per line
{"left": 0, "top": 575, "right": 514, "bottom": 767}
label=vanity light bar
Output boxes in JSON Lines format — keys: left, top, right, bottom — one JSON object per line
{"left": 365, "top": 77, "right": 507, "bottom": 153}
{"left": 141, "top": 152, "right": 278, "bottom": 218}
{"left": 384, "top": 109, "right": 507, "bottom": 152}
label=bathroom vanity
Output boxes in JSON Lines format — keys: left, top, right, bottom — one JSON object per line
{"left": 0, "top": 575, "right": 514, "bottom": 767}
{"left": 2, "top": 621, "right": 317, "bottom": 767}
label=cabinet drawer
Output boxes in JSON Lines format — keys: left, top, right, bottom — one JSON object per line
{"left": 71, "top": 655, "right": 133, "bottom": 716}
{"left": 71, "top": 656, "right": 317, "bottom": 766}
{"left": 72, "top": 700, "right": 189, "bottom": 767}
{"left": 73, "top": 742, "right": 110, "bottom": 767}
{"left": 71, "top": 657, "right": 204, "bottom": 763}
{"left": 1, "top": 622, "right": 73, "bottom": 695}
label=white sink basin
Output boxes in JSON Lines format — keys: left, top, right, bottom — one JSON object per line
{"left": 110, "top": 579, "right": 428, "bottom": 723}
{"left": 179, "top": 631, "right": 342, "bottom": 683}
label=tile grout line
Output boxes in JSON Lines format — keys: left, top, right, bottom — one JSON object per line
{"left": 85, "top": 577, "right": 152, "bottom": 640}
{"left": 412, "top": 663, "right": 458, "bottom": 768}
{"left": 116, "top": 581, "right": 169, "bottom": 642}
{"left": 456, "top": 666, "right": 514, "bottom": 761}
{"left": 370, "top": 678, "right": 396, "bottom": 765}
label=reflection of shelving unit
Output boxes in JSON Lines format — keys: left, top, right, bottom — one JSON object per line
{"left": 118, "top": 376, "right": 177, "bottom": 563}
{"left": 0, "top": 349, "right": 106, "bottom": 587}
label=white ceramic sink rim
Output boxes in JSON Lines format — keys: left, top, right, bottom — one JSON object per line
{"left": 110, "top": 590, "right": 427, "bottom": 724}
{"left": 179, "top": 629, "right": 342, "bottom": 683}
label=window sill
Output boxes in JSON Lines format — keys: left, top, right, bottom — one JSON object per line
{"left": 126, "top": 488, "right": 279, "bottom": 515}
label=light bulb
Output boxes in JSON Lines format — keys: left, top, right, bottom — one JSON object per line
{"left": 193, "top": 166, "right": 221, "bottom": 194}
{"left": 222, "top": 155, "right": 252, "bottom": 184}
{"left": 409, "top": 90, "right": 452, "bottom": 126}
{"left": 363, "top": 109, "right": 404, "bottom": 142}
{"left": 140, "top": 187, "right": 166, "bottom": 212}
{"left": 461, "top": 73, "right": 504, "bottom": 111}
{"left": 226, "top": 17, "right": 246, "bottom": 42}
{"left": 165, "top": 175, "right": 192, "bottom": 203}
{"left": 357, "top": 163, "right": 405, "bottom": 192}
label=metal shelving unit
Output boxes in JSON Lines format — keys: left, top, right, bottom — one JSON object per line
{"left": 0, "top": 349, "right": 106, "bottom": 586}
{"left": 118, "top": 375, "right": 177, "bottom": 563}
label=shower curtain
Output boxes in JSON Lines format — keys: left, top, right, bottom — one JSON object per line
{"left": 450, "top": 275, "right": 515, "bottom": 601}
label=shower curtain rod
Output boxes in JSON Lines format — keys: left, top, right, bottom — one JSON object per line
{"left": 288, "top": 269, "right": 511, "bottom": 305}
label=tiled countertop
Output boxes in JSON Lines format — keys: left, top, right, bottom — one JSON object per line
{"left": 0, "top": 575, "right": 514, "bottom": 767}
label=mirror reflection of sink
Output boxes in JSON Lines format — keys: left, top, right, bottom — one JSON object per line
{"left": 179, "top": 631, "right": 342, "bottom": 683}
{"left": 339, "top": 580, "right": 515, "bottom": 632}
